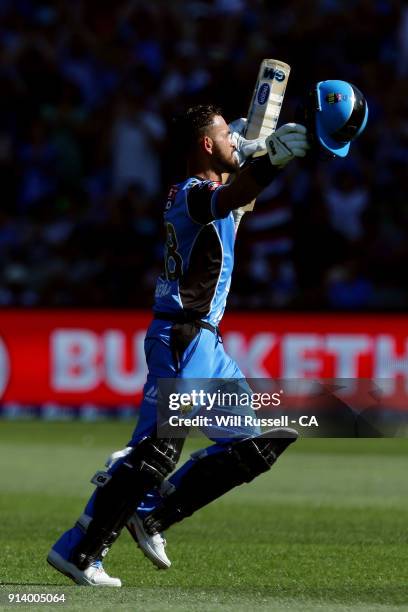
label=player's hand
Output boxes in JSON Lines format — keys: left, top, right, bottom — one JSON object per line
{"left": 229, "top": 118, "right": 266, "bottom": 167}
{"left": 266, "top": 123, "right": 310, "bottom": 168}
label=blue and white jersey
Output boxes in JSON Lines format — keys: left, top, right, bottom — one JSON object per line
{"left": 154, "top": 176, "right": 236, "bottom": 327}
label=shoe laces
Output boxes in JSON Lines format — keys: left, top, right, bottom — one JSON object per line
{"left": 90, "top": 560, "right": 104, "bottom": 572}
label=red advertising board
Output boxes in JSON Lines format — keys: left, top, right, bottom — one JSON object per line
{"left": 0, "top": 310, "right": 407, "bottom": 406}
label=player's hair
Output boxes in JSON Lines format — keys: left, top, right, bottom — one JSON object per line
{"left": 173, "top": 104, "right": 223, "bottom": 154}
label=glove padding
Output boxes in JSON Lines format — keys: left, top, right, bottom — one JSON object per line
{"left": 229, "top": 117, "right": 266, "bottom": 167}
{"left": 266, "top": 123, "right": 309, "bottom": 168}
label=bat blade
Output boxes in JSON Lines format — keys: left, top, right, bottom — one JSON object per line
{"left": 245, "top": 59, "right": 291, "bottom": 141}
{"left": 239, "top": 58, "right": 291, "bottom": 211}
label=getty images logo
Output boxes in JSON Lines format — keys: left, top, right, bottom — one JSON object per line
{"left": 0, "top": 337, "right": 10, "bottom": 398}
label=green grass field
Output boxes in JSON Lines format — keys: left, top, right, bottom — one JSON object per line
{"left": 0, "top": 421, "right": 407, "bottom": 611}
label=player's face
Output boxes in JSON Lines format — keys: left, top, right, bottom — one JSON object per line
{"left": 207, "top": 115, "right": 239, "bottom": 173}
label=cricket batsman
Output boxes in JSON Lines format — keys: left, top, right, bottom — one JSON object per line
{"left": 47, "top": 81, "right": 368, "bottom": 586}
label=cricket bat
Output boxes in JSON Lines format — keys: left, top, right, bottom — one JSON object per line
{"left": 239, "top": 58, "right": 291, "bottom": 211}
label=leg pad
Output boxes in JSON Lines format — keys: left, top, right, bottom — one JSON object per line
{"left": 72, "top": 437, "right": 183, "bottom": 568}
{"left": 144, "top": 428, "right": 298, "bottom": 534}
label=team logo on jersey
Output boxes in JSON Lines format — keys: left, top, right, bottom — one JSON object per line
{"left": 326, "top": 93, "right": 347, "bottom": 104}
{"left": 257, "top": 83, "right": 270, "bottom": 105}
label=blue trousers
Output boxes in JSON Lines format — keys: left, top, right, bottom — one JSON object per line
{"left": 130, "top": 319, "right": 260, "bottom": 442}
{"left": 130, "top": 319, "right": 260, "bottom": 511}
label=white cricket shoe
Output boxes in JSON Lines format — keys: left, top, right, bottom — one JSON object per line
{"left": 127, "top": 513, "right": 171, "bottom": 569}
{"left": 47, "top": 549, "right": 121, "bottom": 587}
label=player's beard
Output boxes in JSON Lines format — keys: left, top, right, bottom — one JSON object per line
{"left": 212, "top": 142, "right": 239, "bottom": 174}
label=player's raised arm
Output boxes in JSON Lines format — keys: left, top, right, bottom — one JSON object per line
{"left": 215, "top": 123, "right": 309, "bottom": 217}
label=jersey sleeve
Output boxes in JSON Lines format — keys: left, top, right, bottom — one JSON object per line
{"left": 186, "top": 180, "right": 228, "bottom": 224}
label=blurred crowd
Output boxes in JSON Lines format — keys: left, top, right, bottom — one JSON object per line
{"left": 0, "top": 0, "right": 407, "bottom": 311}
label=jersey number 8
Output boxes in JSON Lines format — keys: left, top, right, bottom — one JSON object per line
{"left": 164, "top": 222, "right": 183, "bottom": 281}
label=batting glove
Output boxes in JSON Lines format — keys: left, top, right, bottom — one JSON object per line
{"left": 229, "top": 117, "right": 267, "bottom": 167}
{"left": 266, "top": 123, "right": 310, "bottom": 168}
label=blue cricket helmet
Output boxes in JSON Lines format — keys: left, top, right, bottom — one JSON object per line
{"left": 314, "top": 80, "right": 368, "bottom": 157}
